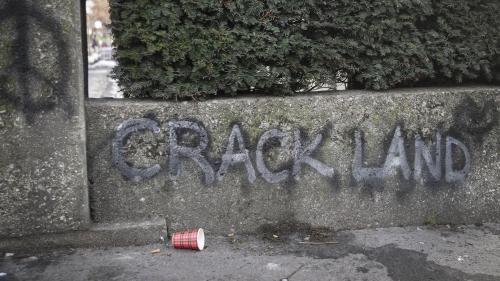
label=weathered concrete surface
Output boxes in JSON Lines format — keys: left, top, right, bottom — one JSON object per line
{"left": 0, "top": 220, "right": 167, "bottom": 252}
{"left": 0, "top": 224, "right": 498, "bottom": 281}
{"left": 0, "top": 0, "right": 89, "bottom": 237}
{"left": 86, "top": 87, "right": 500, "bottom": 234}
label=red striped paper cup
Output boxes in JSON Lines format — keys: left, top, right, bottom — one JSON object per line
{"left": 171, "top": 228, "right": 205, "bottom": 251}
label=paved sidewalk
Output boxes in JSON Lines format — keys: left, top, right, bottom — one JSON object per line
{"left": 1, "top": 224, "right": 499, "bottom": 281}
{"left": 88, "top": 60, "right": 123, "bottom": 99}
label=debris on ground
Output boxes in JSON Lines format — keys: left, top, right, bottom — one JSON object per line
{"left": 258, "top": 221, "right": 336, "bottom": 244}
{"left": 281, "top": 264, "right": 305, "bottom": 281}
{"left": 228, "top": 225, "right": 236, "bottom": 243}
{"left": 172, "top": 228, "right": 205, "bottom": 251}
{"left": 266, "top": 263, "right": 280, "bottom": 270}
{"left": 4, "top": 253, "right": 14, "bottom": 257}
{"left": 150, "top": 249, "right": 161, "bottom": 254}
{"left": 20, "top": 256, "right": 38, "bottom": 263}
{"left": 309, "top": 228, "right": 331, "bottom": 242}
{"left": 297, "top": 241, "right": 338, "bottom": 245}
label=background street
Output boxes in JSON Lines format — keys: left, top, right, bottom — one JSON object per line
{"left": 88, "top": 60, "right": 122, "bottom": 99}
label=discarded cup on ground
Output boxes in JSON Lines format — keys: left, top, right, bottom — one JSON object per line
{"left": 171, "top": 228, "right": 205, "bottom": 251}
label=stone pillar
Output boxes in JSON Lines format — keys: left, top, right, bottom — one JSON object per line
{"left": 0, "top": 0, "right": 89, "bottom": 237}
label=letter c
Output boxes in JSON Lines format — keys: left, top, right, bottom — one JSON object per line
{"left": 112, "top": 118, "right": 162, "bottom": 182}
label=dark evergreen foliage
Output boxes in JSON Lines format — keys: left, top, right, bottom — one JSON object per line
{"left": 109, "top": 0, "right": 500, "bottom": 99}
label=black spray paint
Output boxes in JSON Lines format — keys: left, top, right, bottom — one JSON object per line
{"left": 383, "top": 126, "right": 411, "bottom": 180}
{"left": 167, "top": 120, "right": 215, "bottom": 185}
{"left": 0, "top": 0, "right": 74, "bottom": 122}
{"left": 217, "top": 124, "right": 256, "bottom": 183}
{"left": 445, "top": 136, "right": 471, "bottom": 183}
{"left": 292, "top": 129, "right": 335, "bottom": 179}
{"left": 112, "top": 118, "right": 472, "bottom": 186}
{"left": 255, "top": 129, "right": 290, "bottom": 184}
{"left": 352, "top": 127, "right": 412, "bottom": 183}
{"left": 414, "top": 133, "right": 442, "bottom": 184}
{"left": 353, "top": 126, "right": 471, "bottom": 185}
{"left": 112, "top": 118, "right": 161, "bottom": 182}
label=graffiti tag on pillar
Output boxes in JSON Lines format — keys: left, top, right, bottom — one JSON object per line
{"left": 0, "top": 0, "right": 73, "bottom": 122}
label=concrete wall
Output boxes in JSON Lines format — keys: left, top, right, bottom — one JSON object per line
{"left": 0, "top": 0, "right": 496, "bottom": 243}
{"left": 86, "top": 87, "right": 500, "bottom": 234}
{"left": 0, "top": 0, "right": 89, "bottom": 237}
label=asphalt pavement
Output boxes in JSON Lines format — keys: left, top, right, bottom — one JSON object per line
{"left": 1, "top": 224, "right": 499, "bottom": 281}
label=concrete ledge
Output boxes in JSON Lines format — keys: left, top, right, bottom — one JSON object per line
{"left": 0, "top": 220, "right": 167, "bottom": 252}
{"left": 86, "top": 87, "right": 500, "bottom": 234}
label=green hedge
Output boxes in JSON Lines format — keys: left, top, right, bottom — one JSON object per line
{"left": 109, "top": 0, "right": 500, "bottom": 99}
